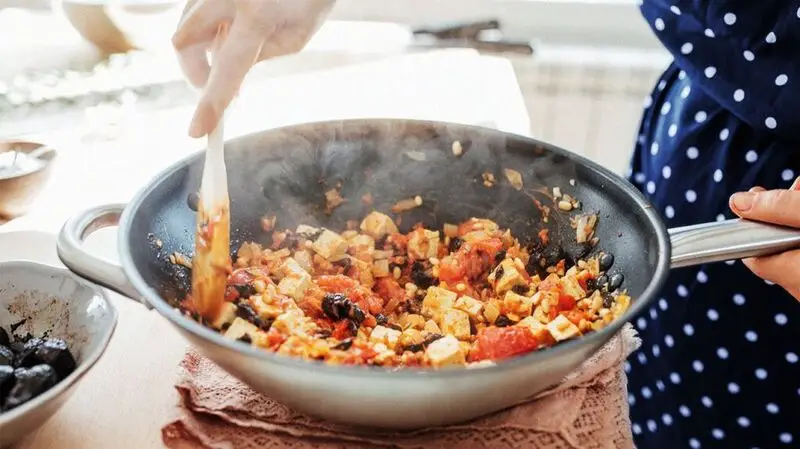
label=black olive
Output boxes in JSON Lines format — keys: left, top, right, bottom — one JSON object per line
{"left": 344, "top": 320, "right": 359, "bottom": 337}
{"left": 348, "top": 305, "right": 366, "bottom": 325}
{"left": 543, "top": 246, "right": 566, "bottom": 267}
{"left": 449, "top": 237, "right": 464, "bottom": 253}
{"left": 0, "top": 328, "right": 8, "bottom": 346}
{"left": 375, "top": 235, "right": 389, "bottom": 248}
{"left": 386, "top": 323, "right": 403, "bottom": 332}
{"left": 333, "top": 339, "right": 353, "bottom": 351}
{"left": 237, "top": 335, "right": 252, "bottom": 344}
{"left": 469, "top": 318, "right": 478, "bottom": 335}
{"left": 236, "top": 303, "right": 272, "bottom": 331}
{"left": 322, "top": 293, "right": 351, "bottom": 321}
{"left": 585, "top": 278, "right": 597, "bottom": 292}
{"left": 14, "top": 338, "right": 43, "bottom": 368}
{"left": 31, "top": 339, "right": 76, "bottom": 380}
{"left": 599, "top": 253, "right": 615, "bottom": 271}
{"left": 0, "top": 346, "right": 13, "bottom": 367}
{"left": 405, "top": 343, "right": 424, "bottom": 353}
{"left": 220, "top": 322, "right": 231, "bottom": 331}
{"left": 423, "top": 333, "right": 444, "bottom": 346}
{"left": 526, "top": 253, "right": 548, "bottom": 278}
{"left": 602, "top": 292, "right": 615, "bottom": 309}
{"left": 187, "top": 192, "right": 199, "bottom": 211}
{"left": 410, "top": 262, "right": 436, "bottom": 289}
{"left": 405, "top": 297, "right": 422, "bottom": 315}
{"left": 512, "top": 284, "right": 528, "bottom": 295}
{"left": 333, "top": 258, "right": 352, "bottom": 270}
{"left": 596, "top": 274, "right": 609, "bottom": 289}
{"left": 375, "top": 313, "right": 388, "bottom": 325}
{"left": 608, "top": 273, "right": 624, "bottom": 292}
{"left": 233, "top": 284, "right": 257, "bottom": 299}
{"left": 3, "top": 365, "right": 58, "bottom": 411}
{"left": 317, "top": 329, "right": 332, "bottom": 339}
{"left": 494, "top": 249, "right": 507, "bottom": 263}
{"left": 494, "top": 315, "right": 513, "bottom": 327}
{"left": 0, "top": 365, "right": 13, "bottom": 404}
{"left": 495, "top": 265, "right": 505, "bottom": 279}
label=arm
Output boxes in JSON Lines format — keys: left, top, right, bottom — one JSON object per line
{"left": 641, "top": 0, "right": 800, "bottom": 141}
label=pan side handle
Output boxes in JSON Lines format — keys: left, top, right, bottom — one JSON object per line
{"left": 57, "top": 203, "right": 150, "bottom": 308}
{"left": 669, "top": 218, "right": 800, "bottom": 268}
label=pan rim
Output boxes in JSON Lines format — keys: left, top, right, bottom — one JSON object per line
{"left": 118, "top": 118, "right": 670, "bottom": 379}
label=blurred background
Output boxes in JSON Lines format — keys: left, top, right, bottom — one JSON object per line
{"left": 0, "top": 0, "right": 670, "bottom": 174}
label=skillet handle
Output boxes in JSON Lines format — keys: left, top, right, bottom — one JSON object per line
{"left": 669, "top": 218, "right": 800, "bottom": 268}
{"left": 57, "top": 203, "right": 150, "bottom": 308}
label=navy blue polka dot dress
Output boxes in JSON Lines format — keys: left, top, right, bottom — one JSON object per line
{"left": 626, "top": 2, "right": 800, "bottom": 448}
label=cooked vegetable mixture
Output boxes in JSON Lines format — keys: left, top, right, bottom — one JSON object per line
{"left": 178, "top": 212, "right": 630, "bottom": 368}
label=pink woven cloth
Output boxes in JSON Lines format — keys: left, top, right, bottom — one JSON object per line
{"left": 161, "top": 324, "right": 640, "bottom": 449}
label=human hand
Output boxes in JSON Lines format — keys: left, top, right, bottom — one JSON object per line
{"left": 172, "top": 0, "right": 335, "bottom": 137}
{"left": 729, "top": 178, "right": 800, "bottom": 301}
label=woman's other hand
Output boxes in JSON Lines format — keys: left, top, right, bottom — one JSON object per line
{"left": 730, "top": 178, "right": 800, "bottom": 301}
{"left": 172, "top": 0, "right": 335, "bottom": 138}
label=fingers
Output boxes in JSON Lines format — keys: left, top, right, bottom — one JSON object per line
{"left": 188, "top": 16, "right": 266, "bottom": 137}
{"left": 729, "top": 184, "right": 800, "bottom": 228}
{"left": 172, "top": 0, "right": 233, "bottom": 88}
{"left": 742, "top": 250, "right": 800, "bottom": 301}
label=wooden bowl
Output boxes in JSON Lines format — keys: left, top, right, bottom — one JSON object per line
{"left": 60, "top": 0, "right": 183, "bottom": 54}
{"left": 0, "top": 140, "right": 57, "bottom": 220}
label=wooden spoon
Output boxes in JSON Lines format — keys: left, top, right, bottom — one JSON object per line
{"left": 191, "top": 105, "right": 231, "bottom": 321}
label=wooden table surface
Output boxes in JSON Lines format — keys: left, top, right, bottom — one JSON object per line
{"left": 0, "top": 49, "right": 531, "bottom": 448}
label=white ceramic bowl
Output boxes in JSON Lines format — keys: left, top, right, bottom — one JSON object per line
{"left": 0, "top": 261, "right": 117, "bottom": 448}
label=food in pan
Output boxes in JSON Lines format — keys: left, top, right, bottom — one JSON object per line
{"left": 0, "top": 328, "right": 77, "bottom": 412}
{"left": 177, "top": 207, "right": 630, "bottom": 369}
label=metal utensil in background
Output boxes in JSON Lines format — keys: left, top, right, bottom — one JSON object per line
{"left": 412, "top": 19, "right": 534, "bottom": 55}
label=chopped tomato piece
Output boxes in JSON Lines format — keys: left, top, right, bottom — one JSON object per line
{"left": 564, "top": 310, "right": 585, "bottom": 325}
{"left": 332, "top": 320, "right": 356, "bottom": 340}
{"left": 224, "top": 285, "right": 240, "bottom": 302}
{"left": 558, "top": 293, "right": 577, "bottom": 311}
{"left": 473, "top": 238, "right": 504, "bottom": 257}
{"left": 470, "top": 327, "right": 542, "bottom": 361}
{"left": 265, "top": 329, "right": 286, "bottom": 349}
{"left": 438, "top": 258, "right": 465, "bottom": 283}
{"left": 228, "top": 268, "right": 255, "bottom": 286}
{"left": 538, "top": 229, "right": 549, "bottom": 245}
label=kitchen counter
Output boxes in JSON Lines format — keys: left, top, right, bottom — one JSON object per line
{"left": 0, "top": 49, "right": 531, "bottom": 448}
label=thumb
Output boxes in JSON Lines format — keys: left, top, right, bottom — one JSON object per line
{"left": 730, "top": 178, "right": 800, "bottom": 228}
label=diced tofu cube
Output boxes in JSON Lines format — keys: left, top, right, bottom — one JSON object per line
{"left": 425, "top": 335, "right": 466, "bottom": 367}
{"left": 546, "top": 315, "right": 581, "bottom": 341}
{"left": 372, "top": 258, "right": 390, "bottom": 277}
{"left": 439, "top": 309, "right": 472, "bottom": 340}
{"left": 408, "top": 229, "right": 440, "bottom": 259}
{"left": 517, "top": 316, "right": 547, "bottom": 335}
{"left": 272, "top": 310, "right": 306, "bottom": 334}
{"left": 532, "top": 305, "right": 549, "bottom": 324}
{"left": 454, "top": 295, "right": 483, "bottom": 319}
{"left": 423, "top": 319, "right": 442, "bottom": 334}
{"left": 348, "top": 234, "right": 375, "bottom": 253}
{"left": 421, "top": 287, "right": 457, "bottom": 318}
{"left": 483, "top": 301, "right": 501, "bottom": 324}
{"left": 360, "top": 211, "right": 399, "bottom": 239}
{"left": 249, "top": 294, "right": 283, "bottom": 319}
{"left": 399, "top": 328, "right": 424, "bottom": 347}
{"left": 292, "top": 250, "right": 314, "bottom": 272}
{"left": 560, "top": 275, "right": 586, "bottom": 300}
{"left": 278, "top": 258, "right": 309, "bottom": 278}
{"left": 295, "top": 224, "right": 321, "bottom": 237}
{"left": 503, "top": 291, "right": 535, "bottom": 317}
{"left": 276, "top": 258, "right": 311, "bottom": 300}
{"left": 223, "top": 317, "right": 260, "bottom": 341}
{"left": 399, "top": 313, "right": 426, "bottom": 330}
{"left": 370, "top": 325, "right": 402, "bottom": 350}
{"left": 278, "top": 275, "right": 311, "bottom": 301}
{"left": 491, "top": 259, "right": 525, "bottom": 294}
{"left": 350, "top": 258, "right": 375, "bottom": 288}
{"left": 312, "top": 229, "right": 348, "bottom": 260}
{"left": 210, "top": 302, "right": 237, "bottom": 330}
